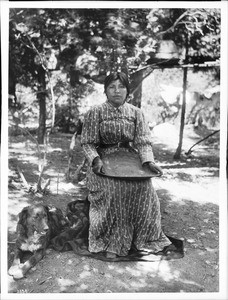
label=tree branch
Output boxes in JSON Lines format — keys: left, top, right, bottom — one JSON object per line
{"left": 156, "top": 10, "right": 207, "bottom": 37}
{"left": 185, "top": 130, "right": 220, "bottom": 155}
{"left": 157, "top": 11, "right": 189, "bottom": 36}
{"left": 16, "top": 165, "right": 33, "bottom": 192}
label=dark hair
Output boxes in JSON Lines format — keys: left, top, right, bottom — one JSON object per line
{"left": 104, "top": 72, "right": 130, "bottom": 98}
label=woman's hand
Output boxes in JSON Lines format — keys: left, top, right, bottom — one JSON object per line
{"left": 92, "top": 157, "right": 105, "bottom": 175}
{"left": 144, "top": 162, "right": 163, "bottom": 176}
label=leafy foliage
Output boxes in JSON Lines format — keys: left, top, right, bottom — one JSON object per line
{"left": 9, "top": 8, "right": 220, "bottom": 143}
{"left": 146, "top": 8, "right": 220, "bottom": 59}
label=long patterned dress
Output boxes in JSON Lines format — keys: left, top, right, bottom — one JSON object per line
{"left": 81, "top": 101, "right": 171, "bottom": 256}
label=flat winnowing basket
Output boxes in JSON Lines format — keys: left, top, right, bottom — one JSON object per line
{"left": 99, "top": 149, "right": 161, "bottom": 179}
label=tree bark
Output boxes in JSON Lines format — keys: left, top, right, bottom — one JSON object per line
{"left": 129, "top": 67, "right": 155, "bottom": 108}
{"left": 129, "top": 69, "right": 144, "bottom": 108}
{"left": 9, "top": 53, "right": 17, "bottom": 107}
{"left": 174, "top": 33, "right": 189, "bottom": 160}
{"left": 37, "top": 66, "right": 46, "bottom": 144}
{"left": 173, "top": 66, "right": 188, "bottom": 159}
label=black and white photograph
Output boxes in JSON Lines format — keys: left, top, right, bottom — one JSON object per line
{"left": 1, "top": 1, "right": 227, "bottom": 299}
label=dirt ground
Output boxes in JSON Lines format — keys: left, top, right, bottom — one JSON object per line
{"left": 6, "top": 124, "right": 220, "bottom": 295}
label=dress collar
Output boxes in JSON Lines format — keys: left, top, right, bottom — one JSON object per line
{"left": 106, "top": 101, "right": 125, "bottom": 112}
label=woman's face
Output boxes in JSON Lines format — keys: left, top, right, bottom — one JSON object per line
{"left": 106, "top": 79, "right": 128, "bottom": 107}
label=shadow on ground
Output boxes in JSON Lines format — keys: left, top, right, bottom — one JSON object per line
{"left": 6, "top": 131, "right": 220, "bottom": 294}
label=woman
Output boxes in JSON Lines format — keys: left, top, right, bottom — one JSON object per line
{"left": 81, "top": 71, "right": 171, "bottom": 259}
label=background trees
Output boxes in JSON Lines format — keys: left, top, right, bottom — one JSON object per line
{"left": 8, "top": 8, "right": 220, "bottom": 158}
{"left": 145, "top": 8, "right": 220, "bottom": 158}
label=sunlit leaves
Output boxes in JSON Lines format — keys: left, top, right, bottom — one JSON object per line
{"left": 146, "top": 8, "right": 220, "bottom": 60}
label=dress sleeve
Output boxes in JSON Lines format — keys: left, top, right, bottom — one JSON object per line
{"left": 133, "top": 109, "right": 155, "bottom": 165}
{"left": 80, "top": 107, "right": 100, "bottom": 166}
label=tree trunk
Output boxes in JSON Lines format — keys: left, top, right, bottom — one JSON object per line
{"left": 9, "top": 54, "right": 17, "bottom": 107}
{"left": 173, "top": 66, "right": 188, "bottom": 159}
{"left": 129, "top": 67, "right": 154, "bottom": 108}
{"left": 37, "top": 66, "right": 46, "bottom": 144}
{"left": 129, "top": 69, "right": 144, "bottom": 108}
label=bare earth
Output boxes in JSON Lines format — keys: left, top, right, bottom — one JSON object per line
{"left": 6, "top": 124, "right": 220, "bottom": 295}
